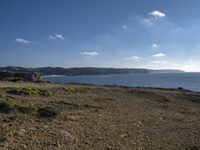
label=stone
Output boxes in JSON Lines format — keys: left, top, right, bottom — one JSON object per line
{"left": 18, "top": 129, "right": 27, "bottom": 136}
{"left": 59, "top": 130, "right": 76, "bottom": 145}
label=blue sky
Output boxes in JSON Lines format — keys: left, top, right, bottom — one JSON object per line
{"left": 1, "top": 0, "right": 200, "bottom": 71}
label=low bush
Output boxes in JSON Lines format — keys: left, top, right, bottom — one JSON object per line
{"left": 7, "top": 87, "right": 55, "bottom": 96}
{"left": 0, "top": 115, "right": 16, "bottom": 123}
{"left": 0, "top": 98, "right": 38, "bottom": 113}
{"left": 64, "top": 87, "right": 81, "bottom": 93}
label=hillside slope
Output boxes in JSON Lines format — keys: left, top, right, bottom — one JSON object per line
{"left": 0, "top": 82, "right": 199, "bottom": 150}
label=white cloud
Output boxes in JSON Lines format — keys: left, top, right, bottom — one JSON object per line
{"left": 49, "top": 35, "right": 57, "bottom": 40}
{"left": 80, "top": 51, "right": 99, "bottom": 56}
{"left": 153, "top": 53, "right": 166, "bottom": 58}
{"left": 15, "top": 38, "right": 31, "bottom": 44}
{"left": 124, "top": 56, "right": 139, "bottom": 61}
{"left": 149, "top": 10, "right": 166, "bottom": 18}
{"left": 55, "top": 34, "right": 64, "bottom": 40}
{"left": 49, "top": 34, "right": 64, "bottom": 40}
{"left": 152, "top": 43, "right": 159, "bottom": 48}
{"left": 122, "top": 25, "right": 128, "bottom": 29}
{"left": 139, "top": 11, "right": 166, "bottom": 26}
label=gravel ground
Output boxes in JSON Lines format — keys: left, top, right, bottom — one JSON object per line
{"left": 0, "top": 81, "right": 199, "bottom": 150}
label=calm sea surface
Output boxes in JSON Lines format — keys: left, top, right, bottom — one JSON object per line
{"left": 43, "top": 73, "right": 200, "bottom": 92}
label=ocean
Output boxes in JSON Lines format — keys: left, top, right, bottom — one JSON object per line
{"left": 43, "top": 73, "right": 200, "bottom": 92}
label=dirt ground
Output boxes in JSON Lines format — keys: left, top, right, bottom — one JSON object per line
{"left": 0, "top": 81, "right": 199, "bottom": 150}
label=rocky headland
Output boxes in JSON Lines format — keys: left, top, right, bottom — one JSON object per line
{"left": 0, "top": 72, "right": 43, "bottom": 82}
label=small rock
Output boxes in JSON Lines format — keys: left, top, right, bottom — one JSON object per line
{"left": 59, "top": 130, "right": 76, "bottom": 145}
{"left": 30, "top": 127, "right": 36, "bottom": 131}
{"left": 18, "top": 129, "right": 27, "bottom": 136}
{"left": 120, "top": 134, "right": 128, "bottom": 138}
{"left": 66, "top": 116, "right": 77, "bottom": 121}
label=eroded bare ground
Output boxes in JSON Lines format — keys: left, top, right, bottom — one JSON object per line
{"left": 0, "top": 81, "right": 199, "bottom": 150}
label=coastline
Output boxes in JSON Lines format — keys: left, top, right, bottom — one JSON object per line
{"left": 43, "top": 72, "right": 200, "bottom": 92}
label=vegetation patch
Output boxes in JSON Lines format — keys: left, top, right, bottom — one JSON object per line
{"left": 7, "top": 87, "right": 55, "bottom": 96}
{"left": 0, "top": 98, "right": 38, "bottom": 113}
{"left": 0, "top": 114, "right": 16, "bottom": 123}
{"left": 0, "top": 98, "right": 79, "bottom": 117}
{"left": 63, "top": 87, "right": 81, "bottom": 93}
{"left": 187, "top": 145, "right": 199, "bottom": 150}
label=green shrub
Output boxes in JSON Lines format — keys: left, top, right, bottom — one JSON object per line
{"left": 37, "top": 89, "right": 54, "bottom": 96}
{"left": 64, "top": 87, "right": 81, "bottom": 93}
{"left": 0, "top": 99, "right": 15, "bottom": 113}
{"left": 0, "top": 98, "right": 38, "bottom": 113}
{"left": 0, "top": 115, "right": 16, "bottom": 123}
{"left": 7, "top": 87, "right": 55, "bottom": 96}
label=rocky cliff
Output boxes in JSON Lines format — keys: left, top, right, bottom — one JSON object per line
{"left": 0, "top": 72, "right": 42, "bottom": 82}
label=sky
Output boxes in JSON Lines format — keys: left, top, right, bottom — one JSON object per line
{"left": 1, "top": 0, "right": 200, "bottom": 71}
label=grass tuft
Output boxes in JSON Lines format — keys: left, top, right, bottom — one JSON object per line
{"left": 0, "top": 98, "right": 38, "bottom": 113}
{"left": 64, "top": 87, "right": 81, "bottom": 93}
{"left": 7, "top": 87, "right": 55, "bottom": 96}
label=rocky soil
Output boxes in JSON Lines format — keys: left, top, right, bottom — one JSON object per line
{"left": 0, "top": 81, "right": 199, "bottom": 150}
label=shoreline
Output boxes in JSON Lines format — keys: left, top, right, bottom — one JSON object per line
{"left": 1, "top": 79, "right": 199, "bottom": 93}
{"left": 42, "top": 72, "right": 200, "bottom": 93}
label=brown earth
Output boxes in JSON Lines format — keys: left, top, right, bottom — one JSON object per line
{"left": 0, "top": 81, "right": 199, "bottom": 150}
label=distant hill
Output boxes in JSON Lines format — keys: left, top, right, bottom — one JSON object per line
{"left": 0, "top": 66, "right": 184, "bottom": 76}
{"left": 151, "top": 69, "right": 185, "bottom": 73}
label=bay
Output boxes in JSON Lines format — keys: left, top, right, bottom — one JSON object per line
{"left": 43, "top": 73, "right": 200, "bottom": 92}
